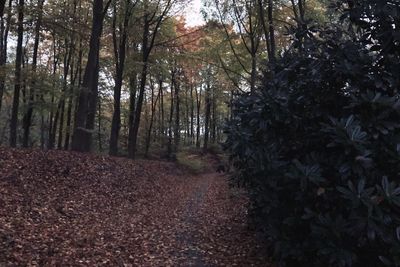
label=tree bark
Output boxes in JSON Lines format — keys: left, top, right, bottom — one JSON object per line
{"left": 144, "top": 78, "right": 159, "bottom": 157}
{"left": 173, "top": 69, "right": 180, "bottom": 153}
{"left": 129, "top": 12, "right": 150, "bottom": 159}
{"left": 159, "top": 78, "right": 165, "bottom": 146}
{"left": 48, "top": 33, "right": 59, "bottom": 149}
{"left": 109, "top": 0, "right": 131, "bottom": 156}
{"left": 128, "top": 0, "right": 172, "bottom": 159}
{"left": 0, "top": 0, "right": 11, "bottom": 114}
{"left": 195, "top": 84, "right": 201, "bottom": 148}
{"left": 9, "top": 0, "right": 24, "bottom": 147}
{"left": 127, "top": 73, "right": 137, "bottom": 158}
{"left": 22, "top": 0, "right": 45, "bottom": 147}
{"left": 65, "top": 37, "right": 82, "bottom": 150}
{"left": 267, "top": 0, "right": 276, "bottom": 63}
{"left": 167, "top": 72, "right": 174, "bottom": 158}
{"left": 211, "top": 85, "right": 216, "bottom": 144}
{"left": 0, "top": 0, "right": 6, "bottom": 17}
{"left": 203, "top": 69, "right": 211, "bottom": 152}
{"left": 71, "top": 0, "right": 111, "bottom": 152}
{"left": 190, "top": 82, "right": 194, "bottom": 144}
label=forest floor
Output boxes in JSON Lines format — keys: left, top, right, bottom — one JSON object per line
{"left": 0, "top": 148, "right": 269, "bottom": 266}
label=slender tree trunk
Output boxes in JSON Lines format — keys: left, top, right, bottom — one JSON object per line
{"left": 57, "top": 36, "right": 74, "bottom": 149}
{"left": 167, "top": 74, "right": 174, "bottom": 159}
{"left": 22, "top": 0, "right": 44, "bottom": 147}
{"left": 129, "top": 14, "right": 150, "bottom": 159}
{"left": 9, "top": 0, "right": 24, "bottom": 147}
{"left": 144, "top": 79, "right": 159, "bottom": 157}
{"left": 49, "top": 41, "right": 61, "bottom": 149}
{"left": 298, "top": 0, "right": 305, "bottom": 21}
{"left": 173, "top": 70, "right": 180, "bottom": 153}
{"left": 0, "top": 0, "right": 11, "bottom": 114}
{"left": 211, "top": 86, "right": 216, "bottom": 144}
{"left": 158, "top": 78, "right": 164, "bottom": 144}
{"left": 0, "top": 0, "right": 6, "bottom": 17}
{"left": 109, "top": 2, "right": 130, "bottom": 156}
{"left": 127, "top": 74, "right": 137, "bottom": 158}
{"left": 21, "top": 46, "right": 28, "bottom": 106}
{"left": 184, "top": 84, "right": 189, "bottom": 144}
{"left": 71, "top": 0, "right": 110, "bottom": 152}
{"left": 250, "top": 54, "right": 257, "bottom": 92}
{"left": 65, "top": 45, "right": 80, "bottom": 149}
{"left": 257, "top": 0, "right": 271, "bottom": 59}
{"left": 127, "top": 0, "right": 170, "bottom": 158}
{"left": 50, "top": 99, "right": 61, "bottom": 149}
{"left": 65, "top": 4, "right": 80, "bottom": 150}
{"left": 203, "top": 71, "right": 211, "bottom": 152}
{"left": 190, "top": 82, "right": 194, "bottom": 144}
{"left": 267, "top": 0, "right": 276, "bottom": 63}
{"left": 195, "top": 84, "right": 201, "bottom": 148}
{"left": 48, "top": 34, "right": 58, "bottom": 149}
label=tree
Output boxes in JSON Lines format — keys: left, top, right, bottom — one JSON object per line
{"left": 22, "top": 0, "right": 45, "bottom": 147}
{"left": 109, "top": 0, "right": 136, "bottom": 156}
{"left": 0, "top": 0, "right": 11, "bottom": 114}
{"left": 9, "top": 0, "right": 24, "bottom": 147}
{"left": 128, "top": 0, "right": 173, "bottom": 159}
{"left": 203, "top": 67, "right": 211, "bottom": 151}
{"left": 212, "top": 0, "right": 263, "bottom": 92}
{"left": 71, "top": 0, "right": 111, "bottom": 152}
{"left": 0, "top": 0, "right": 5, "bottom": 17}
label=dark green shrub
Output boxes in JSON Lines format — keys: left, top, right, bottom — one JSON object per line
{"left": 225, "top": 1, "right": 400, "bottom": 266}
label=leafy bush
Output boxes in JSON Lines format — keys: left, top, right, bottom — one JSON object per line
{"left": 224, "top": 1, "right": 400, "bottom": 266}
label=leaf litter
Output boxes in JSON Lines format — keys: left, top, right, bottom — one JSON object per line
{"left": 0, "top": 148, "right": 269, "bottom": 266}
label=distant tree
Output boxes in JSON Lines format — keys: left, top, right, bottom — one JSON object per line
{"left": 10, "top": 0, "right": 24, "bottom": 147}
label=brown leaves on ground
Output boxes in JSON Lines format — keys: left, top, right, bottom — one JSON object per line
{"left": 0, "top": 148, "right": 269, "bottom": 266}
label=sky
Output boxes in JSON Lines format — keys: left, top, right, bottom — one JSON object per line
{"left": 183, "top": 0, "right": 206, "bottom": 27}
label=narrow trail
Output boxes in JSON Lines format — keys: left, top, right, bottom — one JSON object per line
{"left": 0, "top": 148, "right": 269, "bottom": 266}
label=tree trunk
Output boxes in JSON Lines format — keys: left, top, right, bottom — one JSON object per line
{"left": 159, "top": 78, "right": 165, "bottom": 146}
{"left": 22, "top": 0, "right": 44, "bottom": 147}
{"left": 129, "top": 14, "right": 150, "bottom": 159}
{"left": 184, "top": 84, "right": 189, "bottom": 144}
{"left": 57, "top": 36, "right": 75, "bottom": 149}
{"left": 109, "top": 1, "right": 130, "bottom": 156}
{"left": 127, "top": 73, "right": 137, "bottom": 158}
{"left": 190, "top": 83, "right": 194, "bottom": 144}
{"left": 203, "top": 70, "right": 211, "bottom": 152}
{"left": 0, "top": 0, "right": 11, "bottom": 114}
{"left": 71, "top": 0, "right": 110, "bottom": 152}
{"left": 127, "top": 0, "right": 170, "bottom": 158}
{"left": 144, "top": 78, "right": 159, "bottom": 157}
{"left": 48, "top": 33, "right": 58, "bottom": 149}
{"left": 65, "top": 41, "right": 81, "bottom": 150}
{"left": 195, "top": 84, "right": 201, "bottom": 148}
{"left": 0, "top": 0, "right": 6, "bottom": 17}
{"left": 174, "top": 71, "right": 180, "bottom": 153}
{"left": 167, "top": 74, "right": 174, "bottom": 159}
{"left": 211, "top": 86, "right": 216, "bottom": 144}
{"left": 9, "top": 0, "right": 24, "bottom": 147}
{"left": 267, "top": 0, "right": 276, "bottom": 63}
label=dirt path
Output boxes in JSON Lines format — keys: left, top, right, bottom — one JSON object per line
{"left": 0, "top": 149, "right": 268, "bottom": 266}
{"left": 140, "top": 172, "right": 269, "bottom": 266}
